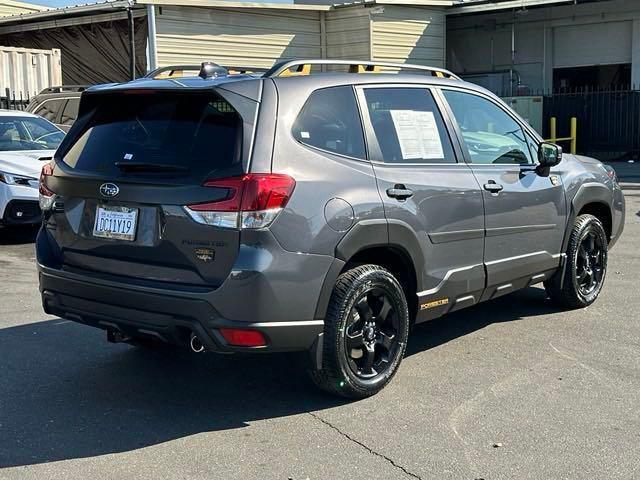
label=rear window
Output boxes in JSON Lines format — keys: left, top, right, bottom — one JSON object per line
{"left": 61, "top": 92, "right": 243, "bottom": 180}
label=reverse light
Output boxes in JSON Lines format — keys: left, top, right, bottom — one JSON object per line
{"left": 39, "top": 162, "right": 55, "bottom": 210}
{"left": 219, "top": 328, "right": 267, "bottom": 347}
{"left": 184, "top": 173, "right": 295, "bottom": 229}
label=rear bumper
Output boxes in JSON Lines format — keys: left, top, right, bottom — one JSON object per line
{"left": 39, "top": 266, "right": 324, "bottom": 353}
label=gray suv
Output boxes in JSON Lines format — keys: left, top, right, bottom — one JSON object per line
{"left": 37, "top": 60, "right": 625, "bottom": 398}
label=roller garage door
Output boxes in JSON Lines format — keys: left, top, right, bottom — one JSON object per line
{"left": 553, "top": 21, "right": 632, "bottom": 68}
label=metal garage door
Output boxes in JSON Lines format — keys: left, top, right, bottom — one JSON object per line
{"left": 553, "top": 21, "right": 632, "bottom": 68}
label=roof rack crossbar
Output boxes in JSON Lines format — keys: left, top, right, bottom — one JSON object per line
{"left": 263, "top": 59, "right": 461, "bottom": 80}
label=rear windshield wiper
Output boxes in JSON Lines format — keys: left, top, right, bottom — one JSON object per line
{"left": 115, "top": 161, "right": 189, "bottom": 173}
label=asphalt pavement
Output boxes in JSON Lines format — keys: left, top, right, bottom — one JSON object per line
{"left": 0, "top": 163, "right": 639, "bottom": 480}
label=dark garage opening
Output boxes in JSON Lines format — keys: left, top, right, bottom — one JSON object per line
{"left": 553, "top": 64, "right": 632, "bottom": 91}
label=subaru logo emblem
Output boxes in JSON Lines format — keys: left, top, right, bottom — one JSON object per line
{"left": 100, "top": 183, "right": 119, "bottom": 197}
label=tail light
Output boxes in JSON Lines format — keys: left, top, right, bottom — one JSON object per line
{"left": 184, "top": 173, "right": 295, "bottom": 229}
{"left": 39, "top": 162, "right": 55, "bottom": 210}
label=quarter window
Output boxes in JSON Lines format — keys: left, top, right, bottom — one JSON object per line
{"left": 443, "top": 90, "right": 534, "bottom": 165}
{"left": 363, "top": 88, "right": 456, "bottom": 164}
{"left": 293, "top": 86, "right": 366, "bottom": 159}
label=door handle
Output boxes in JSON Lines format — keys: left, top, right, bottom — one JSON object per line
{"left": 386, "top": 184, "right": 414, "bottom": 200}
{"left": 483, "top": 181, "right": 503, "bottom": 193}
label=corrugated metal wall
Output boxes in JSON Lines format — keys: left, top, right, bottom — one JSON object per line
{"left": 370, "top": 5, "right": 445, "bottom": 67}
{"left": 0, "top": 46, "right": 61, "bottom": 98}
{"left": 0, "top": 0, "right": 44, "bottom": 18}
{"left": 154, "top": 5, "right": 322, "bottom": 68}
{"left": 325, "top": 7, "right": 370, "bottom": 60}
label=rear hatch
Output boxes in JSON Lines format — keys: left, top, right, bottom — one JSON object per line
{"left": 41, "top": 85, "right": 259, "bottom": 288}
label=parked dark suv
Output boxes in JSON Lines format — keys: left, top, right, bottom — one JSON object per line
{"left": 27, "top": 86, "right": 86, "bottom": 132}
{"left": 37, "top": 60, "right": 625, "bottom": 398}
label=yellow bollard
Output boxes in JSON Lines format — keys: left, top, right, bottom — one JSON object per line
{"left": 550, "top": 117, "right": 557, "bottom": 144}
{"left": 570, "top": 117, "right": 577, "bottom": 154}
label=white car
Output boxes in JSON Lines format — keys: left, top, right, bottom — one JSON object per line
{"left": 0, "top": 110, "right": 64, "bottom": 227}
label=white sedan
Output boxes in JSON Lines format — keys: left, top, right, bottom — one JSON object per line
{"left": 0, "top": 110, "right": 64, "bottom": 227}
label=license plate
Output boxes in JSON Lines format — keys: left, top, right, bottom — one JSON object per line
{"left": 93, "top": 205, "right": 138, "bottom": 241}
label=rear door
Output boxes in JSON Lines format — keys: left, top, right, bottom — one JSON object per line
{"left": 440, "top": 88, "right": 566, "bottom": 300}
{"left": 43, "top": 88, "right": 258, "bottom": 287}
{"left": 357, "top": 85, "right": 485, "bottom": 321}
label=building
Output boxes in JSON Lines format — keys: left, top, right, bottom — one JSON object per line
{"left": 0, "top": 0, "right": 454, "bottom": 85}
{"left": 0, "top": 0, "right": 636, "bottom": 92}
{"left": 0, "top": 0, "right": 637, "bottom": 155}
{"left": 447, "top": 0, "right": 640, "bottom": 94}
{"left": 0, "top": 0, "right": 45, "bottom": 17}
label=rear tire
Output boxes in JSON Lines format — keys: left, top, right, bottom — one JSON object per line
{"left": 309, "top": 264, "right": 409, "bottom": 399}
{"left": 545, "top": 214, "right": 608, "bottom": 308}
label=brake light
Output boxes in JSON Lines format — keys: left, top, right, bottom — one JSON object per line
{"left": 219, "top": 328, "right": 266, "bottom": 347}
{"left": 184, "top": 173, "right": 295, "bottom": 229}
{"left": 39, "top": 162, "right": 55, "bottom": 210}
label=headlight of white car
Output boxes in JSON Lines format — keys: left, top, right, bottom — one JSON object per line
{"left": 0, "top": 171, "right": 39, "bottom": 188}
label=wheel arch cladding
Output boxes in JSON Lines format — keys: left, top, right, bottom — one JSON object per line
{"left": 568, "top": 183, "right": 613, "bottom": 244}
{"left": 314, "top": 220, "right": 421, "bottom": 322}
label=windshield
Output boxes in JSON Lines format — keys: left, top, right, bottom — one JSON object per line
{"left": 0, "top": 116, "right": 64, "bottom": 151}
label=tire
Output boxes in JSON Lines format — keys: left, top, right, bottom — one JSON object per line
{"left": 545, "top": 214, "right": 608, "bottom": 309}
{"left": 309, "top": 264, "right": 410, "bottom": 399}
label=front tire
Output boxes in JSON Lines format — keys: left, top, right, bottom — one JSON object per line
{"left": 309, "top": 264, "right": 409, "bottom": 399}
{"left": 545, "top": 214, "right": 608, "bottom": 308}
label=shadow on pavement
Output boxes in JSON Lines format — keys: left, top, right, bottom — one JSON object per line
{"left": 0, "top": 286, "right": 557, "bottom": 468}
{"left": 0, "top": 225, "right": 38, "bottom": 245}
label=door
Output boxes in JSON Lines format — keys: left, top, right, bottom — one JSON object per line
{"left": 357, "top": 85, "right": 485, "bottom": 322}
{"left": 441, "top": 88, "right": 567, "bottom": 300}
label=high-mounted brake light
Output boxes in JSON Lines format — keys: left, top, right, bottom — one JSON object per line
{"left": 39, "top": 162, "right": 55, "bottom": 210}
{"left": 184, "top": 173, "right": 295, "bottom": 229}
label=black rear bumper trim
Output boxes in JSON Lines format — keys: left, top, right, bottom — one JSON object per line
{"left": 39, "top": 268, "right": 323, "bottom": 353}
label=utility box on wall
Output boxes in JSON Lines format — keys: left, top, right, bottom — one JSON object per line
{"left": 0, "top": 46, "right": 62, "bottom": 100}
{"left": 502, "top": 96, "right": 544, "bottom": 135}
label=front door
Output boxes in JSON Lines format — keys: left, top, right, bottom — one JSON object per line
{"left": 357, "top": 85, "right": 486, "bottom": 322}
{"left": 441, "top": 88, "right": 567, "bottom": 300}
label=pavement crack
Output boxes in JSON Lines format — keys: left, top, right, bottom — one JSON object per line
{"left": 307, "top": 412, "right": 423, "bottom": 480}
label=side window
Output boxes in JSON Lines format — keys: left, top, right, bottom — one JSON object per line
{"left": 34, "top": 99, "right": 65, "bottom": 123}
{"left": 443, "top": 90, "right": 534, "bottom": 165}
{"left": 363, "top": 87, "right": 456, "bottom": 164}
{"left": 61, "top": 98, "right": 80, "bottom": 125}
{"left": 292, "top": 86, "right": 366, "bottom": 159}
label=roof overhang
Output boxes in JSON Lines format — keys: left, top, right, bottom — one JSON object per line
{"left": 137, "top": 0, "right": 332, "bottom": 10}
{"left": 448, "top": 0, "right": 575, "bottom": 15}
{"left": 0, "top": 0, "right": 145, "bottom": 29}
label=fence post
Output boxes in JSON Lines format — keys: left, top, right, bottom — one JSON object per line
{"left": 570, "top": 117, "right": 577, "bottom": 154}
{"left": 550, "top": 117, "right": 557, "bottom": 143}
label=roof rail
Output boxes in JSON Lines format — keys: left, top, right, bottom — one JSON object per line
{"left": 39, "top": 85, "right": 87, "bottom": 94}
{"left": 263, "top": 59, "right": 461, "bottom": 80}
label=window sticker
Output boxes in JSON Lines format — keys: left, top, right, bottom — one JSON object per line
{"left": 389, "top": 110, "right": 444, "bottom": 160}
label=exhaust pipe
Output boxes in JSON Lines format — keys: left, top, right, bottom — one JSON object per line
{"left": 190, "top": 332, "right": 205, "bottom": 353}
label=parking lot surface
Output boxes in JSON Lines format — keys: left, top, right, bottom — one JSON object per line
{"left": 1, "top": 164, "right": 639, "bottom": 480}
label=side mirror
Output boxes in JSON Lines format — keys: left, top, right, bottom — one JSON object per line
{"left": 538, "top": 142, "right": 562, "bottom": 167}
{"left": 536, "top": 142, "right": 562, "bottom": 176}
